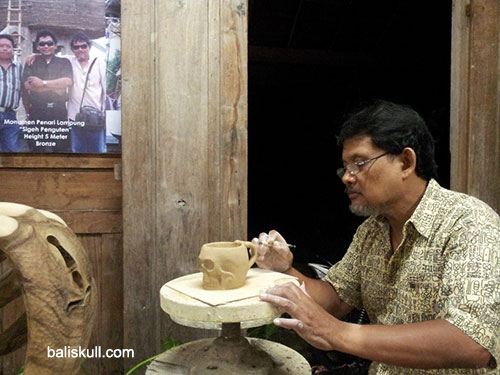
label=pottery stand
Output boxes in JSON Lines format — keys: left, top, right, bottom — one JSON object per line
{"left": 147, "top": 268, "right": 311, "bottom": 375}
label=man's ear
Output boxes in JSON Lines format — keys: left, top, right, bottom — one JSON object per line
{"left": 401, "top": 147, "right": 417, "bottom": 179}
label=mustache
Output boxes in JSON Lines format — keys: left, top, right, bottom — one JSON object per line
{"left": 345, "top": 187, "right": 360, "bottom": 194}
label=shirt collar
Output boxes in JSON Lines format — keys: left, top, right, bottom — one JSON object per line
{"left": 406, "top": 178, "right": 441, "bottom": 238}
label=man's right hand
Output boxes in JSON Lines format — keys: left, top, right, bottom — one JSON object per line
{"left": 251, "top": 230, "right": 293, "bottom": 273}
{"left": 25, "top": 55, "right": 37, "bottom": 66}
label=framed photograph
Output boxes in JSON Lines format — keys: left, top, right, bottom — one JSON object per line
{"left": 0, "top": 0, "right": 121, "bottom": 153}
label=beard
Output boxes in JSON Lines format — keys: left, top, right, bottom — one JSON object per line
{"left": 349, "top": 203, "right": 387, "bottom": 217}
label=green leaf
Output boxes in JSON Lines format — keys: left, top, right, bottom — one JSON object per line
{"left": 161, "top": 335, "right": 183, "bottom": 352}
{"left": 246, "top": 323, "right": 278, "bottom": 340}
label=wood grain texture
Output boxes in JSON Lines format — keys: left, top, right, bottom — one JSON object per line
{"left": 122, "top": 0, "right": 248, "bottom": 369}
{"left": 0, "top": 207, "right": 97, "bottom": 375}
{"left": 0, "top": 154, "right": 121, "bottom": 169}
{"left": 450, "top": 0, "right": 500, "bottom": 212}
{"left": 450, "top": 0, "right": 471, "bottom": 193}
{"left": 121, "top": 0, "right": 158, "bottom": 371}
{"left": 83, "top": 234, "right": 123, "bottom": 375}
{"left": 466, "top": 0, "right": 500, "bottom": 210}
{"left": 0, "top": 153, "right": 122, "bottom": 374}
{"left": 0, "top": 170, "right": 121, "bottom": 210}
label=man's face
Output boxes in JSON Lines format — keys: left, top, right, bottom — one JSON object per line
{"left": 340, "top": 136, "right": 401, "bottom": 217}
{"left": 36, "top": 36, "right": 57, "bottom": 57}
{"left": 71, "top": 40, "right": 90, "bottom": 62}
{"left": 0, "top": 38, "right": 14, "bottom": 61}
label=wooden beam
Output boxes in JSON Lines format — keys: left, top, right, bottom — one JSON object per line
{"left": 122, "top": 0, "right": 248, "bottom": 369}
{"left": 450, "top": 0, "right": 500, "bottom": 211}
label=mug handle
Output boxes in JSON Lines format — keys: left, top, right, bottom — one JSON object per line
{"left": 238, "top": 241, "right": 258, "bottom": 267}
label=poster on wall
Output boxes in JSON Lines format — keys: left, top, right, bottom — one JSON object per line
{"left": 0, "top": 0, "right": 121, "bottom": 154}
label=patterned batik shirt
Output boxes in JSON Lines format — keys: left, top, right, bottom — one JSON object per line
{"left": 324, "top": 179, "right": 500, "bottom": 375}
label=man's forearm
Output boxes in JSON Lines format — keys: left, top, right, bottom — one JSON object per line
{"left": 25, "top": 77, "right": 72, "bottom": 91}
{"left": 332, "top": 318, "right": 492, "bottom": 369}
{"left": 44, "top": 77, "right": 72, "bottom": 89}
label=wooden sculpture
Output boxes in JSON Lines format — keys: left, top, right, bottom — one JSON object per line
{"left": 0, "top": 203, "right": 96, "bottom": 375}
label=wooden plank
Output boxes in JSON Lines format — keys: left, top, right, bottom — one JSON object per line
{"left": 218, "top": 0, "right": 248, "bottom": 241}
{"left": 122, "top": 0, "right": 248, "bottom": 369}
{"left": 155, "top": 0, "right": 214, "bottom": 353}
{"left": 121, "top": 0, "right": 157, "bottom": 370}
{"left": 57, "top": 211, "right": 122, "bottom": 234}
{"left": 450, "top": 0, "right": 471, "bottom": 193}
{"left": 98, "top": 234, "right": 123, "bottom": 375}
{"left": 466, "top": 0, "right": 500, "bottom": 210}
{"left": 451, "top": 0, "right": 500, "bottom": 212}
{"left": 83, "top": 234, "right": 123, "bottom": 375}
{"left": 0, "top": 170, "right": 121, "bottom": 210}
{"left": 0, "top": 153, "right": 121, "bottom": 169}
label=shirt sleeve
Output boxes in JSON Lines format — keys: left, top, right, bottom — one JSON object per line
{"left": 21, "top": 62, "right": 31, "bottom": 84}
{"left": 61, "top": 58, "right": 73, "bottom": 81}
{"left": 322, "top": 223, "right": 367, "bottom": 310}
{"left": 436, "top": 215, "right": 500, "bottom": 366}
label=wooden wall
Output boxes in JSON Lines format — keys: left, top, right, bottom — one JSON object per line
{"left": 121, "top": 0, "right": 248, "bottom": 370}
{"left": 0, "top": 1, "right": 499, "bottom": 374}
{"left": 451, "top": 0, "right": 500, "bottom": 212}
{"left": 0, "top": 154, "right": 123, "bottom": 375}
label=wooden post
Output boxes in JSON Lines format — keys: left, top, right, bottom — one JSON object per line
{"left": 121, "top": 0, "right": 248, "bottom": 369}
{"left": 451, "top": 0, "right": 500, "bottom": 211}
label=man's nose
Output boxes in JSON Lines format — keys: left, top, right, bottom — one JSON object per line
{"left": 341, "top": 171, "right": 356, "bottom": 184}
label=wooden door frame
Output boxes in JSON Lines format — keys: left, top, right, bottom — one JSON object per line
{"left": 450, "top": 0, "right": 500, "bottom": 211}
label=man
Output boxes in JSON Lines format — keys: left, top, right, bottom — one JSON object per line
{"left": 253, "top": 101, "right": 500, "bottom": 374}
{"left": 67, "top": 32, "right": 106, "bottom": 153}
{"left": 22, "top": 30, "right": 73, "bottom": 152}
{"left": 0, "top": 34, "right": 23, "bottom": 152}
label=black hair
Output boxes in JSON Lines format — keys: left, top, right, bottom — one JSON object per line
{"left": 70, "top": 32, "right": 91, "bottom": 48}
{"left": 337, "top": 100, "right": 438, "bottom": 181}
{"left": 0, "top": 34, "right": 15, "bottom": 48}
{"left": 35, "top": 30, "right": 57, "bottom": 45}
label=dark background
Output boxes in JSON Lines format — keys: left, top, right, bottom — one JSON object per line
{"left": 247, "top": 0, "right": 452, "bottom": 266}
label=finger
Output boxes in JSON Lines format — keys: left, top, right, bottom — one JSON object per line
{"left": 256, "top": 246, "right": 268, "bottom": 260}
{"left": 258, "top": 232, "right": 270, "bottom": 245}
{"left": 273, "top": 317, "right": 304, "bottom": 331}
{"left": 259, "top": 290, "right": 295, "bottom": 311}
{"left": 269, "top": 230, "right": 286, "bottom": 243}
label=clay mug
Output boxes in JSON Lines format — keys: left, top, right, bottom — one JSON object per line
{"left": 199, "top": 240, "right": 258, "bottom": 290}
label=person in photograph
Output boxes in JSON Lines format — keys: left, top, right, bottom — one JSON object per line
{"left": 22, "top": 30, "right": 73, "bottom": 152}
{"left": 67, "top": 32, "right": 106, "bottom": 153}
{"left": 0, "top": 34, "right": 24, "bottom": 152}
{"left": 253, "top": 101, "right": 500, "bottom": 374}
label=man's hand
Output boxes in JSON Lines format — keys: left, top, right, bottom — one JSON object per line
{"left": 251, "top": 230, "right": 293, "bottom": 273}
{"left": 260, "top": 281, "right": 339, "bottom": 351}
{"left": 25, "top": 55, "right": 37, "bottom": 66}
{"left": 25, "top": 76, "right": 44, "bottom": 89}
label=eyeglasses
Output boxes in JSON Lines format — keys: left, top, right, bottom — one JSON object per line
{"left": 72, "top": 44, "right": 88, "bottom": 50}
{"left": 38, "top": 41, "right": 55, "bottom": 47}
{"left": 336, "top": 152, "right": 390, "bottom": 179}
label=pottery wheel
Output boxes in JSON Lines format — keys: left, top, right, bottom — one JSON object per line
{"left": 148, "top": 269, "right": 311, "bottom": 375}
{"left": 160, "top": 268, "right": 299, "bottom": 329}
{"left": 146, "top": 336, "right": 311, "bottom": 375}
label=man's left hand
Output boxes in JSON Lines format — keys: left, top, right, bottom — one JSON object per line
{"left": 259, "top": 281, "right": 340, "bottom": 351}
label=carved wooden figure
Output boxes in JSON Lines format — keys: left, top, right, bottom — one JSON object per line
{"left": 0, "top": 203, "right": 96, "bottom": 375}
